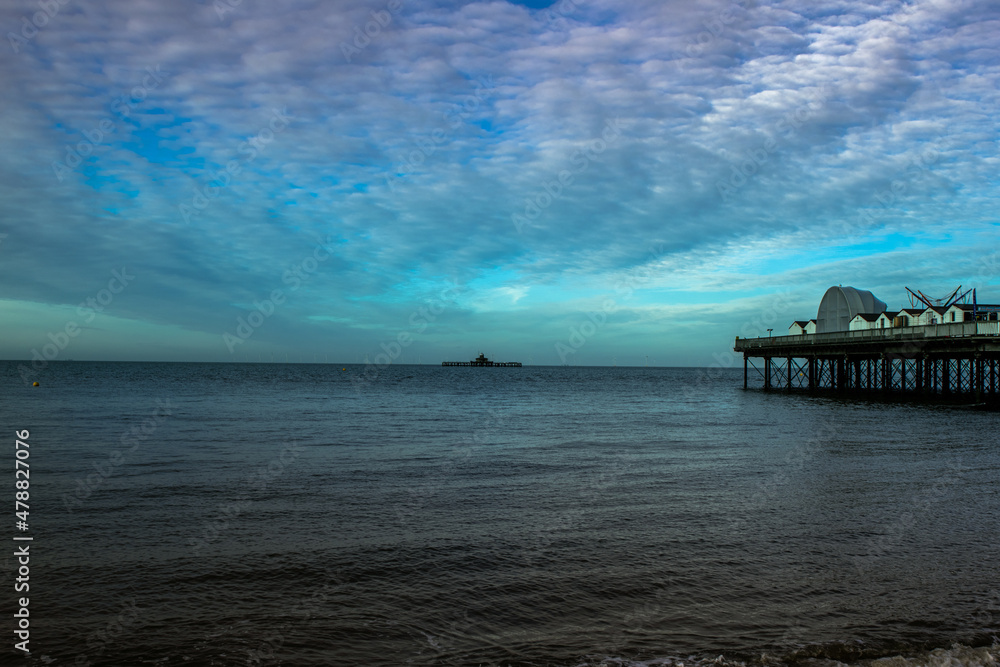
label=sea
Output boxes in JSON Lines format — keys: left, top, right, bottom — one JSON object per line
{"left": 1, "top": 360, "right": 998, "bottom": 667}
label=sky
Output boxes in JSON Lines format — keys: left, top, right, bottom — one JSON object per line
{"left": 0, "top": 0, "right": 998, "bottom": 368}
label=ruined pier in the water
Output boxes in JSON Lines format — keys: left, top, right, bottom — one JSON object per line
{"left": 442, "top": 353, "right": 522, "bottom": 367}
{"left": 735, "top": 321, "right": 1000, "bottom": 402}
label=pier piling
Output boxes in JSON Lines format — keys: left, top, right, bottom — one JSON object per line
{"left": 735, "top": 321, "right": 1000, "bottom": 403}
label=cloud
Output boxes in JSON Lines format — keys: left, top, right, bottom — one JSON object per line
{"left": 1, "top": 0, "right": 998, "bottom": 364}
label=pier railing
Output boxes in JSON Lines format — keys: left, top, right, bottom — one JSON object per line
{"left": 736, "top": 321, "right": 1000, "bottom": 351}
{"left": 441, "top": 361, "right": 523, "bottom": 367}
{"left": 734, "top": 321, "right": 1000, "bottom": 399}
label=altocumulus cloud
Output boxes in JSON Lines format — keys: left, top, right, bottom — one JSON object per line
{"left": 0, "top": 0, "right": 998, "bottom": 365}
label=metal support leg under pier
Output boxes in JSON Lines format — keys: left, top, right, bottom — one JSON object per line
{"left": 976, "top": 355, "right": 984, "bottom": 402}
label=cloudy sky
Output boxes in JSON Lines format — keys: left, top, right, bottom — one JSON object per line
{"left": 1, "top": 0, "right": 998, "bottom": 367}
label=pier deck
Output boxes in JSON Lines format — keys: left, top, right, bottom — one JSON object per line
{"left": 735, "top": 321, "right": 1000, "bottom": 401}
{"left": 442, "top": 353, "right": 522, "bottom": 367}
{"left": 441, "top": 361, "right": 522, "bottom": 367}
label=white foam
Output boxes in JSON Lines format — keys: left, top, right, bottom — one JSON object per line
{"left": 576, "top": 644, "right": 998, "bottom": 667}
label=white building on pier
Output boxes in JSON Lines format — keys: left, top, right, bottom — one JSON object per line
{"left": 789, "top": 286, "right": 1000, "bottom": 334}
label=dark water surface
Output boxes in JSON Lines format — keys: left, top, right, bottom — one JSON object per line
{"left": 1, "top": 361, "right": 998, "bottom": 666}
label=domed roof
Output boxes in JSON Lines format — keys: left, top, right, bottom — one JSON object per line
{"left": 815, "top": 286, "right": 887, "bottom": 333}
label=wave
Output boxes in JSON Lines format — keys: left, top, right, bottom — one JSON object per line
{"left": 572, "top": 643, "right": 998, "bottom": 667}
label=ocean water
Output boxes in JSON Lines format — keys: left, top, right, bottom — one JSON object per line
{"left": 1, "top": 361, "right": 998, "bottom": 667}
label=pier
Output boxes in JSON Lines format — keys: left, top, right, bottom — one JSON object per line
{"left": 442, "top": 353, "right": 522, "bottom": 367}
{"left": 735, "top": 321, "right": 1000, "bottom": 402}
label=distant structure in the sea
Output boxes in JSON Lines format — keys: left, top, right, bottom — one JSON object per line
{"left": 735, "top": 285, "right": 1000, "bottom": 402}
{"left": 442, "top": 353, "right": 522, "bottom": 367}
